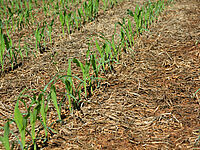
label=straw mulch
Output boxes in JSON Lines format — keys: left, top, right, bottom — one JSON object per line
{"left": 0, "top": 0, "right": 199, "bottom": 149}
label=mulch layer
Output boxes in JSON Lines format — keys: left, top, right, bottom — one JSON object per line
{"left": 0, "top": 0, "right": 199, "bottom": 149}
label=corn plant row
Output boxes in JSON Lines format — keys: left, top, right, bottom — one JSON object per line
{"left": 119, "top": 0, "right": 172, "bottom": 47}
{"left": 0, "top": 0, "right": 123, "bottom": 73}
{"left": 0, "top": 0, "right": 174, "bottom": 149}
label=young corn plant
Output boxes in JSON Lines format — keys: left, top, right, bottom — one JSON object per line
{"left": 0, "top": 29, "right": 19, "bottom": 71}
{"left": 0, "top": 121, "right": 11, "bottom": 150}
{"left": 118, "top": 17, "right": 135, "bottom": 48}
{"left": 93, "top": 0, "right": 99, "bottom": 18}
{"left": 90, "top": 52, "right": 101, "bottom": 79}
{"left": 78, "top": 6, "right": 85, "bottom": 23}
{"left": 38, "top": 92, "right": 49, "bottom": 140}
{"left": 72, "top": 57, "right": 91, "bottom": 98}
{"left": 102, "top": 0, "right": 109, "bottom": 11}
{"left": 59, "top": 11, "right": 66, "bottom": 36}
{"left": 83, "top": 1, "right": 90, "bottom": 22}
{"left": 50, "top": 85, "right": 62, "bottom": 120}
{"left": 88, "top": 50, "right": 104, "bottom": 91}
{"left": 0, "top": 28, "right": 6, "bottom": 72}
{"left": 6, "top": 32, "right": 15, "bottom": 70}
{"left": 65, "top": 12, "right": 72, "bottom": 35}
{"left": 101, "top": 39, "right": 116, "bottom": 72}
{"left": 17, "top": 38, "right": 23, "bottom": 62}
{"left": 35, "top": 23, "right": 46, "bottom": 54}
{"left": 17, "top": 12, "right": 24, "bottom": 31}
{"left": 63, "top": 59, "right": 73, "bottom": 112}
{"left": 26, "top": 93, "right": 45, "bottom": 150}
{"left": 15, "top": 89, "right": 50, "bottom": 149}
{"left": 154, "top": 1, "right": 160, "bottom": 20}
{"left": 72, "top": 11, "right": 80, "bottom": 30}
{"left": 47, "top": 19, "right": 55, "bottom": 44}
{"left": 59, "top": 73, "right": 84, "bottom": 111}
{"left": 148, "top": 2, "right": 155, "bottom": 27}
{"left": 102, "top": 30, "right": 121, "bottom": 62}
{"left": 95, "top": 39, "right": 107, "bottom": 72}
{"left": 14, "top": 100, "right": 28, "bottom": 149}
{"left": 30, "top": 106, "right": 39, "bottom": 150}
{"left": 134, "top": 5, "right": 143, "bottom": 35}
{"left": 143, "top": 4, "right": 150, "bottom": 29}
{"left": 83, "top": 0, "right": 99, "bottom": 23}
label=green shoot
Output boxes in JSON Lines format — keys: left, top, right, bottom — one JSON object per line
{"left": 51, "top": 85, "right": 61, "bottom": 120}
{"left": 14, "top": 100, "right": 27, "bottom": 149}
{"left": 73, "top": 58, "right": 90, "bottom": 98}
{"left": 0, "top": 121, "right": 10, "bottom": 150}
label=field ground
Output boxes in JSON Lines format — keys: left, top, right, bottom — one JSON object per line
{"left": 0, "top": 0, "right": 200, "bottom": 149}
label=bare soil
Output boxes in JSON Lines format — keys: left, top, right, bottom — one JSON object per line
{"left": 0, "top": 0, "right": 199, "bottom": 149}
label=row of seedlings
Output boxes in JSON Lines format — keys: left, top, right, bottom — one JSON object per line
{"left": 0, "top": 0, "right": 175, "bottom": 150}
{"left": 0, "top": 0, "right": 123, "bottom": 73}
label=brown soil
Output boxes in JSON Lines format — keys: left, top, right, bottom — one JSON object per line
{"left": 0, "top": 0, "right": 200, "bottom": 149}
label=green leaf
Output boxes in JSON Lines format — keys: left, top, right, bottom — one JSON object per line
{"left": 51, "top": 85, "right": 61, "bottom": 120}
{"left": 14, "top": 100, "right": 25, "bottom": 149}
{"left": 30, "top": 108, "right": 37, "bottom": 141}
{"left": 4, "top": 121, "right": 10, "bottom": 150}
{"left": 14, "top": 101, "right": 23, "bottom": 133}
{"left": 0, "top": 121, "right": 10, "bottom": 150}
{"left": 39, "top": 94, "right": 48, "bottom": 137}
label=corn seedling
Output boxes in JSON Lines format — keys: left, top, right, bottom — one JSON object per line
{"left": 65, "top": 12, "right": 72, "bottom": 35}
{"left": 15, "top": 89, "right": 50, "bottom": 149}
{"left": 47, "top": 19, "right": 55, "bottom": 44}
{"left": 30, "top": 108, "right": 38, "bottom": 150}
{"left": 118, "top": 18, "right": 135, "bottom": 48}
{"left": 72, "top": 57, "right": 91, "bottom": 98}
{"left": 35, "top": 23, "right": 46, "bottom": 54}
{"left": 35, "top": 25, "right": 41, "bottom": 54}
{"left": 83, "top": 1, "right": 90, "bottom": 22}
{"left": 90, "top": 52, "right": 100, "bottom": 79}
{"left": 14, "top": 100, "right": 27, "bottom": 149}
{"left": 59, "top": 73, "right": 84, "bottom": 111}
{"left": 99, "top": 28, "right": 121, "bottom": 62}
{"left": 95, "top": 39, "right": 107, "bottom": 72}
{"left": 103, "top": 41, "right": 115, "bottom": 71}
{"left": 0, "top": 121, "right": 11, "bottom": 150}
{"left": 93, "top": 0, "right": 99, "bottom": 18}
{"left": 102, "top": 0, "right": 115, "bottom": 11}
{"left": 134, "top": 5, "right": 143, "bottom": 35}
{"left": 0, "top": 28, "right": 6, "bottom": 72}
{"left": 50, "top": 85, "right": 62, "bottom": 120}
{"left": 143, "top": 4, "right": 150, "bottom": 29}
{"left": 17, "top": 38, "right": 23, "bottom": 61}
{"left": 6, "top": 31, "right": 15, "bottom": 70}
{"left": 72, "top": 11, "right": 79, "bottom": 30}
{"left": 64, "top": 59, "right": 73, "bottom": 112}
{"left": 59, "top": 11, "right": 66, "bottom": 36}
{"left": 83, "top": 0, "right": 99, "bottom": 23}
{"left": 149, "top": 3, "right": 154, "bottom": 26}
{"left": 89, "top": 51, "right": 105, "bottom": 90}
{"left": 28, "top": 92, "right": 49, "bottom": 140}
{"left": 39, "top": 93, "right": 49, "bottom": 139}
{"left": 78, "top": 6, "right": 84, "bottom": 23}
{"left": 27, "top": 93, "right": 44, "bottom": 150}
